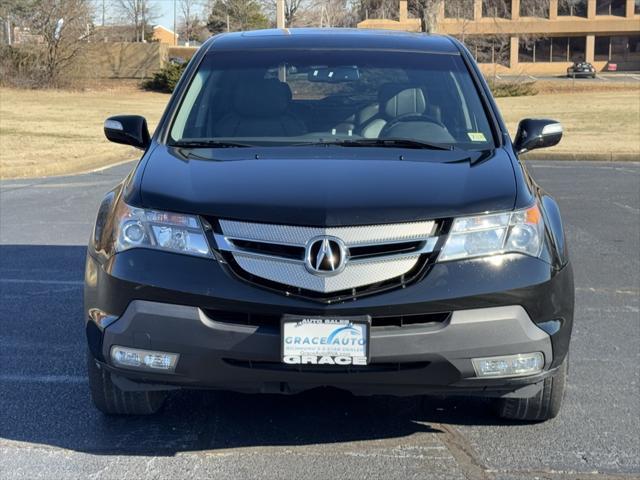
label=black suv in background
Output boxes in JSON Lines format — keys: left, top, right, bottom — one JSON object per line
{"left": 567, "top": 61, "right": 597, "bottom": 78}
{"left": 86, "top": 29, "right": 573, "bottom": 421}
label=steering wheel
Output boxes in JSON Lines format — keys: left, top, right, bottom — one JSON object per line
{"left": 379, "top": 113, "right": 447, "bottom": 138}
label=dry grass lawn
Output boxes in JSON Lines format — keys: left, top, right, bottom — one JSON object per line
{"left": 497, "top": 90, "right": 640, "bottom": 158}
{"left": 1, "top": 86, "right": 638, "bottom": 179}
{"left": 0, "top": 87, "right": 169, "bottom": 179}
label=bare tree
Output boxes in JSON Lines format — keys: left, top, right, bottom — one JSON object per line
{"left": 0, "top": 0, "right": 36, "bottom": 44}
{"left": 355, "top": 0, "right": 400, "bottom": 21}
{"left": 179, "top": 0, "right": 201, "bottom": 44}
{"left": 318, "top": 0, "right": 354, "bottom": 27}
{"left": 261, "top": 0, "right": 310, "bottom": 26}
{"left": 453, "top": 0, "right": 547, "bottom": 80}
{"left": 28, "top": 0, "right": 94, "bottom": 85}
{"left": 114, "top": 0, "right": 156, "bottom": 42}
{"left": 407, "top": 0, "right": 442, "bottom": 33}
{"left": 206, "top": 0, "right": 269, "bottom": 33}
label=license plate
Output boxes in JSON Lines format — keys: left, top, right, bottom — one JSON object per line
{"left": 281, "top": 315, "right": 370, "bottom": 366}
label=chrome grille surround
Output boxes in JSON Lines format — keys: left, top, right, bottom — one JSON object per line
{"left": 215, "top": 219, "right": 438, "bottom": 294}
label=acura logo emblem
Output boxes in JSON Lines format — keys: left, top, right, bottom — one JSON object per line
{"left": 305, "top": 236, "right": 347, "bottom": 276}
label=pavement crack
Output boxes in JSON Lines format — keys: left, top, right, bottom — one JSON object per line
{"left": 435, "top": 423, "right": 492, "bottom": 480}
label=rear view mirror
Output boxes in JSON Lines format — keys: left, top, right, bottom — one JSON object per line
{"left": 104, "top": 115, "right": 150, "bottom": 150}
{"left": 513, "top": 119, "right": 562, "bottom": 154}
{"left": 308, "top": 66, "right": 360, "bottom": 83}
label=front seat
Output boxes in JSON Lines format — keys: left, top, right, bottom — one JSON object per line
{"left": 360, "top": 84, "right": 439, "bottom": 139}
{"left": 214, "top": 80, "right": 307, "bottom": 137}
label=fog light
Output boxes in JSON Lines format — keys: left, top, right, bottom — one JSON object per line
{"left": 472, "top": 352, "right": 544, "bottom": 378}
{"left": 111, "top": 346, "right": 179, "bottom": 372}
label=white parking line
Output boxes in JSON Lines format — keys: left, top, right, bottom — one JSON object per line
{"left": 0, "top": 374, "right": 87, "bottom": 384}
{"left": 28, "top": 181, "right": 117, "bottom": 189}
{"left": 613, "top": 202, "right": 640, "bottom": 214}
{"left": 531, "top": 164, "right": 640, "bottom": 173}
{"left": 0, "top": 278, "right": 83, "bottom": 286}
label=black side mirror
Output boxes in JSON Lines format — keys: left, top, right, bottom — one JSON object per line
{"left": 513, "top": 119, "right": 562, "bottom": 154}
{"left": 104, "top": 115, "right": 150, "bottom": 150}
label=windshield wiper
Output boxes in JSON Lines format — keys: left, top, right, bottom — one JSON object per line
{"left": 170, "top": 139, "right": 252, "bottom": 148}
{"left": 326, "top": 138, "right": 454, "bottom": 151}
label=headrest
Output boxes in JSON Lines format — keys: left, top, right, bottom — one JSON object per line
{"left": 233, "top": 80, "right": 293, "bottom": 117}
{"left": 379, "top": 84, "right": 426, "bottom": 118}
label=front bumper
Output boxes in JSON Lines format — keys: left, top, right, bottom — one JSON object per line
{"left": 85, "top": 249, "right": 574, "bottom": 397}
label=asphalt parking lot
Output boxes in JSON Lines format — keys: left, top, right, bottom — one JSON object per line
{"left": 0, "top": 160, "right": 638, "bottom": 479}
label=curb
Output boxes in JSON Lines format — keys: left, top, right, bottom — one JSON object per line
{"left": 522, "top": 152, "right": 640, "bottom": 161}
{"left": 2, "top": 153, "right": 639, "bottom": 182}
{"left": 0, "top": 158, "right": 138, "bottom": 182}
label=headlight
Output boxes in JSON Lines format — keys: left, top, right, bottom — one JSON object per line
{"left": 438, "top": 205, "right": 544, "bottom": 262}
{"left": 113, "top": 201, "right": 211, "bottom": 257}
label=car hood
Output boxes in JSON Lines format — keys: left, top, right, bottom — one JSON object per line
{"left": 139, "top": 145, "right": 517, "bottom": 226}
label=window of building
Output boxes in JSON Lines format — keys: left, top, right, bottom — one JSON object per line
{"left": 568, "top": 37, "right": 586, "bottom": 61}
{"left": 445, "top": 0, "right": 475, "bottom": 19}
{"left": 552, "top": 37, "right": 569, "bottom": 61}
{"left": 630, "top": 35, "right": 640, "bottom": 55}
{"left": 595, "top": 36, "right": 611, "bottom": 60}
{"left": 558, "top": 0, "right": 588, "bottom": 17}
{"left": 482, "top": 0, "right": 512, "bottom": 18}
{"left": 534, "top": 38, "right": 552, "bottom": 62}
{"left": 594, "top": 35, "right": 640, "bottom": 61}
{"left": 520, "top": 36, "right": 586, "bottom": 62}
{"left": 519, "top": 39, "right": 535, "bottom": 62}
{"left": 610, "top": 36, "right": 629, "bottom": 58}
{"left": 635, "top": 0, "right": 640, "bottom": 14}
{"left": 463, "top": 36, "right": 511, "bottom": 66}
{"left": 520, "top": 0, "right": 550, "bottom": 17}
{"left": 595, "top": 0, "right": 626, "bottom": 16}
{"left": 476, "top": 42, "right": 494, "bottom": 63}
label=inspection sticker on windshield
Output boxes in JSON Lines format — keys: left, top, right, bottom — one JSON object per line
{"left": 468, "top": 132, "right": 487, "bottom": 142}
{"left": 281, "top": 316, "right": 370, "bottom": 365}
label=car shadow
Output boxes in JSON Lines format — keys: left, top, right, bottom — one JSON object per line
{"left": 0, "top": 244, "right": 516, "bottom": 457}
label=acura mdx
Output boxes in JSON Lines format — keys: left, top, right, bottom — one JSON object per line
{"left": 85, "top": 29, "right": 574, "bottom": 421}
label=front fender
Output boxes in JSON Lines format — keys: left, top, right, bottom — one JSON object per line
{"left": 540, "top": 194, "right": 569, "bottom": 268}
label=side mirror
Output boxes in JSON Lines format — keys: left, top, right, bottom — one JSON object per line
{"left": 513, "top": 119, "right": 562, "bottom": 154}
{"left": 104, "top": 115, "right": 150, "bottom": 150}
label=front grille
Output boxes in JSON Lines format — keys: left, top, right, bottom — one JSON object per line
{"left": 203, "top": 309, "right": 451, "bottom": 330}
{"left": 210, "top": 218, "right": 442, "bottom": 300}
{"left": 223, "top": 358, "right": 430, "bottom": 373}
{"left": 349, "top": 241, "right": 423, "bottom": 259}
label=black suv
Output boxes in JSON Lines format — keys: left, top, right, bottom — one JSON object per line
{"left": 567, "top": 61, "right": 596, "bottom": 78}
{"left": 86, "top": 29, "right": 573, "bottom": 421}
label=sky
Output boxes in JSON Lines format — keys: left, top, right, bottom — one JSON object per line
{"left": 95, "top": 0, "right": 202, "bottom": 32}
{"left": 153, "top": 0, "right": 185, "bottom": 31}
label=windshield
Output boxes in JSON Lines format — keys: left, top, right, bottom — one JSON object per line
{"left": 170, "top": 49, "right": 495, "bottom": 151}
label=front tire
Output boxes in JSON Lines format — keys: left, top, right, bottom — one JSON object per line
{"left": 87, "top": 353, "right": 167, "bottom": 415}
{"left": 497, "top": 356, "right": 568, "bottom": 422}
